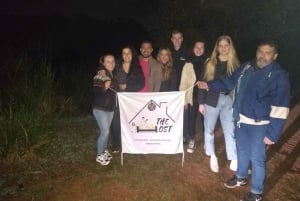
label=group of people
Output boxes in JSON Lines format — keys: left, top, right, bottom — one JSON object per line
{"left": 92, "top": 30, "right": 290, "bottom": 201}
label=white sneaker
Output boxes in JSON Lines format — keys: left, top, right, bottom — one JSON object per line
{"left": 210, "top": 155, "right": 219, "bottom": 173}
{"left": 96, "top": 153, "right": 110, "bottom": 165}
{"left": 104, "top": 149, "right": 112, "bottom": 161}
{"left": 187, "top": 139, "right": 196, "bottom": 153}
{"left": 230, "top": 159, "right": 237, "bottom": 171}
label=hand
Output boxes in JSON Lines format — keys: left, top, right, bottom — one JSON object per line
{"left": 263, "top": 137, "right": 274, "bottom": 145}
{"left": 198, "top": 104, "right": 205, "bottom": 115}
{"left": 98, "top": 69, "right": 106, "bottom": 77}
{"left": 105, "top": 80, "right": 111, "bottom": 89}
{"left": 119, "top": 84, "right": 126, "bottom": 90}
{"left": 197, "top": 81, "right": 208, "bottom": 90}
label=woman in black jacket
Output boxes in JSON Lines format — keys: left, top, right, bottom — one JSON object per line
{"left": 93, "top": 54, "right": 118, "bottom": 166}
{"left": 110, "top": 46, "right": 145, "bottom": 153}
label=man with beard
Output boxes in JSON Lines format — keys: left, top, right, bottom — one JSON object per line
{"left": 139, "top": 41, "right": 162, "bottom": 92}
{"left": 198, "top": 40, "right": 290, "bottom": 201}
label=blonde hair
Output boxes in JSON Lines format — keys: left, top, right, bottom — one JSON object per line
{"left": 203, "top": 35, "right": 240, "bottom": 81}
{"left": 157, "top": 48, "right": 173, "bottom": 81}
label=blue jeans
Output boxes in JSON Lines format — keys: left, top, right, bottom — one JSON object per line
{"left": 93, "top": 109, "right": 114, "bottom": 154}
{"left": 236, "top": 123, "right": 268, "bottom": 195}
{"left": 204, "top": 94, "right": 236, "bottom": 160}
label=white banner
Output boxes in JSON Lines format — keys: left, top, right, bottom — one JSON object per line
{"left": 118, "top": 92, "right": 185, "bottom": 156}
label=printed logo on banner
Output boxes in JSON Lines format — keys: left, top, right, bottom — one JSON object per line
{"left": 129, "top": 100, "right": 175, "bottom": 134}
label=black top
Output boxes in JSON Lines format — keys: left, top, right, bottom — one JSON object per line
{"left": 160, "top": 68, "right": 178, "bottom": 92}
{"left": 171, "top": 47, "right": 188, "bottom": 89}
{"left": 198, "top": 59, "right": 230, "bottom": 107}
{"left": 114, "top": 60, "right": 145, "bottom": 92}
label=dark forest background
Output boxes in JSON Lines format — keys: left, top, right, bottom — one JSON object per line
{"left": 0, "top": 0, "right": 300, "bottom": 162}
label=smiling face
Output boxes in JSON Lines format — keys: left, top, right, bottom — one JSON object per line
{"left": 256, "top": 44, "right": 278, "bottom": 68}
{"left": 158, "top": 49, "right": 170, "bottom": 65}
{"left": 171, "top": 32, "right": 183, "bottom": 50}
{"left": 217, "top": 39, "right": 230, "bottom": 57}
{"left": 140, "top": 42, "right": 153, "bottom": 59}
{"left": 193, "top": 41, "right": 205, "bottom": 56}
{"left": 122, "top": 47, "right": 133, "bottom": 63}
{"left": 103, "top": 55, "right": 115, "bottom": 72}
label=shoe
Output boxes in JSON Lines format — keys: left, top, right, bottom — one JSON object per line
{"left": 96, "top": 153, "right": 110, "bottom": 165}
{"left": 210, "top": 155, "right": 219, "bottom": 173}
{"left": 112, "top": 149, "right": 119, "bottom": 154}
{"left": 240, "top": 192, "right": 262, "bottom": 201}
{"left": 224, "top": 175, "right": 247, "bottom": 188}
{"left": 104, "top": 149, "right": 112, "bottom": 160}
{"left": 230, "top": 159, "right": 237, "bottom": 171}
{"left": 187, "top": 139, "right": 196, "bottom": 153}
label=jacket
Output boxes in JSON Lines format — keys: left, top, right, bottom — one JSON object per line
{"left": 208, "top": 60, "right": 290, "bottom": 143}
{"left": 93, "top": 69, "right": 118, "bottom": 111}
{"left": 179, "top": 62, "right": 196, "bottom": 105}
{"left": 139, "top": 56, "right": 162, "bottom": 92}
{"left": 114, "top": 60, "right": 145, "bottom": 92}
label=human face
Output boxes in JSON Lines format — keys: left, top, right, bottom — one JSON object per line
{"left": 158, "top": 50, "right": 170, "bottom": 65}
{"left": 122, "top": 48, "right": 133, "bottom": 63}
{"left": 171, "top": 33, "right": 183, "bottom": 50}
{"left": 217, "top": 39, "right": 230, "bottom": 57}
{"left": 193, "top": 42, "right": 205, "bottom": 56}
{"left": 256, "top": 45, "right": 278, "bottom": 68}
{"left": 140, "top": 42, "right": 153, "bottom": 59}
{"left": 103, "top": 55, "right": 115, "bottom": 72}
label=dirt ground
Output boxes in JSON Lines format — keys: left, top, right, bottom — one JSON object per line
{"left": 1, "top": 101, "right": 300, "bottom": 201}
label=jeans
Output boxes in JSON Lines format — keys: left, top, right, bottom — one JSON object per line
{"left": 93, "top": 109, "right": 114, "bottom": 154}
{"left": 236, "top": 123, "right": 268, "bottom": 194}
{"left": 204, "top": 94, "right": 236, "bottom": 160}
{"left": 183, "top": 103, "right": 198, "bottom": 141}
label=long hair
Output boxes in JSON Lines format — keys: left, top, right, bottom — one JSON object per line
{"left": 157, "top": 48, "right": 173, "bottom": 81}
{"left": 203, "top": 35, "right": 240, "bottom": 81}
{"left": 119, "top": 45, "right": 141, "bottom": 73}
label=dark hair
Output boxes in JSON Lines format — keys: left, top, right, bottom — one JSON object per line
{"left": 140, "top": 40, "right": 153, "bottom": 47}
{"left": 171, "top": 29, "right": 183, "bottom": 37}
{"left": 258, "top": 39, "right": 278, "bottom": 54}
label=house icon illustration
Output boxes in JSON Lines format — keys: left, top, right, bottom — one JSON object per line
{"left": 128, "top": 100, "right": 175, "bottom": 133}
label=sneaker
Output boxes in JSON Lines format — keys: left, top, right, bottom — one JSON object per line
{"left": 224, "top": 175, "right": 247, "bottom": 188}
{"left": 112, "top": 149, "right": 119, "bottom": 154}
{"left": 96, "top": 153, "right": 110, "bottom": 165}
{"left": 104, "top": 149, "right": 112, "bottom": 160}
{"left": 240, "top": 192, "right": 262, "bottom": 201}
{"left": 210, "top": 155, "right": 219, "bottom": 173}
{"left": 230, "top": 159, "right": 237, "bottom": 171}
{"left": 187, "top": 139, "right": 196, "bottom": 153}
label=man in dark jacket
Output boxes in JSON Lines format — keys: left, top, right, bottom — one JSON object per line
{"left": 198, "top": 40, "right": 290, "bottom": 201}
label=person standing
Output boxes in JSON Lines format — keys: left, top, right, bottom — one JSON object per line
{"left": 180, "top": 40, "right": 207, "bottom": 153}
{"left": 110, "top": 46, "right": 145, "bottom": 153}
{"left": 93, "top": 54, "right": 118, "bottom": 165}
{"left": 139, "top": 41, "right": 162, "bottom": 92}
{"left": 170, "top": 30, "right": 188, "bottom": 90}
{"left": 199, "top": 40, "right": 290, "bottom": 201}
{"left": 198, "top": 35, "right": 240, "bottom": 173}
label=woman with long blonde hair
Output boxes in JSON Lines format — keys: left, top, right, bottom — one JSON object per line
{"left": 198, "top": 35, "right": 240, "bottom": 173}
{"left": 157, "top": 48, "right": 178, "bottom": 92}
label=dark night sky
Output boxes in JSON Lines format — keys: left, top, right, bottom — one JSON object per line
{"left": 2, "top": 0, "right": 300, "bottom": 90}
{"left": 2, "top": 0, "right": 152, "bottom": 20}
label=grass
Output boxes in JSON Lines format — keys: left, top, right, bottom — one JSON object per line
{"left": 1, "top": 115, "right": 299, "bottom": 201}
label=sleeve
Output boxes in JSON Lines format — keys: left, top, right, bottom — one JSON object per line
{"left": 207, "top": 63, "right": 246, "bottom": 91}
{"left": 149, "top": 60, "right": 162, "bottom": 92}
{"left": 179, "top": 63, "right": 196, "bottom": 104}
{"left": 265, "top": 71, "right": 291, "bottom": 143}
